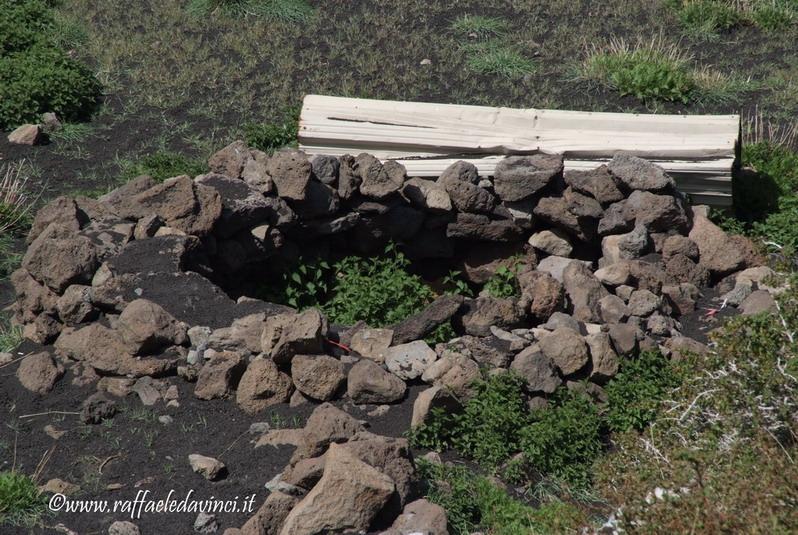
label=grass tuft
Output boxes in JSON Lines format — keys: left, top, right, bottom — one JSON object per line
{"left": 187, "top": 0, "right": 314, "bottom": 22}
{"left": 463, "top": 41, "right": 536, "bottom": 78}
{"left": 0, "top": 471, "right": 47, "bottom": 528}
{"left": 450, "top": 15, "right": 508, "bottom": 40}
{"left": 580, "top": 37, "right": 696, "bottom": 103}
{"left": 0, "top": 162, "right": 36, "bottom": 234}
{"left": 119, "top": 150, "right": 208, "bottom": 183}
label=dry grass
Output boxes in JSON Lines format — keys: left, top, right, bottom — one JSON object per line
{"left": 0, "top": 162, "right": 37, "bottom": 234}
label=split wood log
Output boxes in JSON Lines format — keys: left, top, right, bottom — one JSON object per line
{"left": 298, "top": 95, "right": 739, "bottom": 206}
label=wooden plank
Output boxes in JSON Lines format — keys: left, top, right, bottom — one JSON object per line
{"left": 298, "top": 95, "right": 739, "bottom": 206}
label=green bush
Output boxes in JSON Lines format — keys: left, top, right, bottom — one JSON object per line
{"left": 260, "top": 257, "right": 331, "bottom": 310}
{"left": 605, "top": 350, "right": 684, "bottom": 432}
{"left": 0, "top": 471, "right": 46, "bottom": 527}
{"left": 519, "top": 389, "right": 603, "bottom": 487}
{"left": 0, "top": 0, "right": 101, "bottom": 130}
{"left": 417, "top": 461, "right": 586, "bottom": 535}
{"left": 323, "top": 245, "right": 435, "bottom": 327}
{"left": 243, "top": 112, "right": 299, "bottom": 153}
{"left": 411, "top": 373, "right": 604, "bottom": 487}
{"left": 122, "top": 150, "right": 208, "bottom": 183}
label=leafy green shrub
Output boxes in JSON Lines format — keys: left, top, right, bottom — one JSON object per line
{"left": 582, "top": 39, "right": 696, "bottom": 103}
{"left": 0, "top": 471, "right": 46, "bottom": 527}
{"left": 243, "top": 111, "right": 299, "bottom": 153}
{"left": 519, "top": 390, "right": 603, "bottom": 487}
{"left": 0, "top": 1, "right": 100, "bottom": 130}
{"left": 122, "top": 151, "right": 208, "bottom": 183}
{"left": 605, "top": 350, "right": 684, "bottom": 432}
{"left": 260, "top": 257, "right": 331, "bottom": 310}
{"left": 187, "top": 0, "right": 314, "bottom": 22}
{"left": 483, "top": 265, "right": 520, "bottom": 298}
{"left": 417, "top": 461, "right": 586, "bottom": 535}
{"left": 412, "top": 373, "right": 604, "bottom": 487}
{"left": 442, "top": 270, "right": 474, "bottom": 297}
{"left": 323, "top": 245, "right": 434, "bottom": 327}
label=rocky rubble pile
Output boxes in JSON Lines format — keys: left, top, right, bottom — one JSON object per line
{"left": 8, "top": 142, "right": 774, "bottom": 533}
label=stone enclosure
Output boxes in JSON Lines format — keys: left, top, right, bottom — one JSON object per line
{"left": 8, "top": 142, "right": 779, "bottom": 534}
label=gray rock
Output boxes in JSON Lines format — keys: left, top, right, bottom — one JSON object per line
{"left": 267, "top": 149, "right": 312, "bottom": 201}
{"left": 586, "top": 333, "right": 618, "bottom": 383}
{"left": 562, "top": 262, "right": 608, "bottom": 323}
{"left": 350, "top": 327, "right": 394, "bottom": 363}
{"left": 538, "top": 327, "right": 589, "bottom": 376}
{"left": 261, "top": 308, "right": 327, "bottom": 364}
{"left": 310, "top": 154, "right": 340, "bottom": 185}
{"left": 528, "top": 229, "right": 573, "bottom": 257}
{"left": 385, "top": 341, "right": 437, "bottom": 380}
{"left": 599, "top": 294, "right": 628, "bottom": 324}
{"left": 356, "top": 154, "right": 405, "bottom": 199}
{"left": 188, "top": 454, "right": 226, "bottom": 481}
{"left": 624, "top": 190, "right": 689, "bottom": 233}
{"left": 564, "top": 165, "right": 625, "bottom": 204}
{"left": 510, "top": 345, "right": 562, "bottom": 393}
{"left": 291, "top": 355, "right": 346, "bottom": 401}
{"left": 392, "top": 295, "right": 463, "bottom": 344}
{"left": 446, "top": 213, "right": 523, "bottom": 242}
{"left": 536, "top": 255, "right": 591, "bottom": 283}
{"left": 193, "top": 512, "right": 219, "bottom": 533}
{"left": 608, "top": 153, "right": 675, "bottom": 192}
{"left": 493, "top": 154, "right": 563, "bottom": 201}
{"left": 108, "top": 521, "right": 141, "bottom": 535}
{"left": 627, "top": 289, "right": 661, "bottom": 317}
{"left": 608, "top": 323, "right": 641, "bottom": 357}
{"left": 348, "top": 359, "right": 407, "bottom": 404}
{"left": 458, "top": 297, "right": 524, "bottom": 336}
{"left": 402, "top": 178, "right": 452, "bottom": 213}
{"left": 740, "top": 290, "right": 777, "bottom": 315}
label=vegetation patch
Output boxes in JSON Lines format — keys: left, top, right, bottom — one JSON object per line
{"left": 243, "top": 109, "right": 299, "bottom": 154}
{"left": 596, "top": 276, "right": 798, "bottom": 532}
{"left": 579, "top": 36, "right": 745, "bottom": 104}
{"left": 410, "top": 373, "right": 604, "bottom": 488}
{"left": 417, "top": 460, "right": 587, "bottom": 535}
{"left": 0, "top": 471, "right": 46, "bottom": 528}
{"left": 0, "top": 0, "right": 101, "bottom": 130}
{"left": 119, "top": 150, "right": 208, "bottom": 183}
{"left": 668, "top": 0, "right": 798, "bottom": 36}
{"left": 187, "top": 0, "right": 314, "bottom": 22}
{"left": 451, "top": 15, "right": 535, "bottom": 79}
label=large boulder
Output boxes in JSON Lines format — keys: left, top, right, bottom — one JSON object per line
{"left": 261, "top": 309, "right": 327, "bottom": 364}
{"left": 236, "top": 358, "right": 293, "bottom": 414}
{"left": 688, "top": 205, "right": 748, "bottom": 277}
{"left": 22, "top": 224, "right": 98, "bottom": 292}
{"left": 493, "top": 154, "right": 563, "bottom": 201}
{"left": 623, "top": 190, "right": 689, "bottom": 233}
{"left": 117, "top": 299, "right": 188, "bottom": 355}
{"left": 348, "top": 359, "right": 407, "bottom": 404}
{"left": 279, "top": 443, "right": 395, "bottom": 535}
{"left": 538, "top": 327, "right": 589, "bottom": 376}
{"left": 509, "top": 345, "right": 562, "bottom": 393}
{"left": 295, "top": 403, "right": 365, "bottom": 460}
{"left": 457, "top": 297, "right": 524, "bottom": 336}
{"left": 16, "top": 352, "right": 64, "bottom": 394}
{"left": 291, "top": 355, "right": 346, "bottom": 401}
{"left": 607, "top": 153, "right": 675, "bottom": 192}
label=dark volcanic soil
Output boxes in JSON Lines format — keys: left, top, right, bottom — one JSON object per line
{"left": 0, "top": 339, "right": 424, "bottom": 535}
